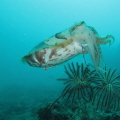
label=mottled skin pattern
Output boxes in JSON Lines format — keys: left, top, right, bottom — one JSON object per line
{"left": 22, "top": 21, "right": 114, "bottom": 70}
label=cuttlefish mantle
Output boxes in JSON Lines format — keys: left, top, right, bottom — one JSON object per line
{"left": 22, "top": 21, "right": 114, "bottom": 70}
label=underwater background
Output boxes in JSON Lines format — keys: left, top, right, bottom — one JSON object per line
{"left": 0, "top": 0, "right": 120, "bottom": 120}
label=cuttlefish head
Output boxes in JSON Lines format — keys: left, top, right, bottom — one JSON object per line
{"left": 70, "top": 21, "right": 102, "bottom": 70}
{"left": 81, "top": 33, "right": 102, "bottom": 71}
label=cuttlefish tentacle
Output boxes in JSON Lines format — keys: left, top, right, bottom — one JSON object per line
{"left": 97, "top": 35, "right": 115, "bottom": 45}
{"left": 93, "top": 35, "right": 115, "bottom": 70}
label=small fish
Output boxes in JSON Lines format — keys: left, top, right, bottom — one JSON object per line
{"left": 22, "top": 21, "right": 114, "bottom": 70}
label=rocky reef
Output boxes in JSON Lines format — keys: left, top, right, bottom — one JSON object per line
{"left": 37, "top": 62, "right": 120, "bottom": 120}
{"left": 37, "top": 99, "right": 120, "bottom": 120}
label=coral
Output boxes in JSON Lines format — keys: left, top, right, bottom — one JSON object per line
{"left": 58, "top": 63, "right": 120, "bottom": 112}
{"left": 37, "top": 100, "right": 118, "bottom": 120}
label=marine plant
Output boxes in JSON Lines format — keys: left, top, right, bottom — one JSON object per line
{"left": 58, "top": 62, "right": 120, "bottom": 112}
{"left": 92, "top": 65, "right": 120, "bottom": 112}
{"left": 57, "top": 62, "right": 95, "bottom": 103}
{"left": 38, "top": 62, "right": 120, "bottom": 120}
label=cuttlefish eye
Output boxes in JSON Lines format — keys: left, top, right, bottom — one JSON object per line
{"left": 77, "top": 21, "right": 85, "bottom": 27}
{"left": 70, "top": 21, "right": 85, "bottom": 33}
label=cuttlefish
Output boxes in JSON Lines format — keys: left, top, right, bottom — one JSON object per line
{"left": 22, "top": 21, "right": 114, "bottom": 70}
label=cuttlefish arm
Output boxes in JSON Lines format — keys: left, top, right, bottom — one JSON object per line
{"left": 90, "top": 35, "right": 115, "bottom": 70}
{"left": 81, "top": 42, "right": 101, "bottom": 71}
{"left": 97, "top": 35, "right": 115, "bottom": 45}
